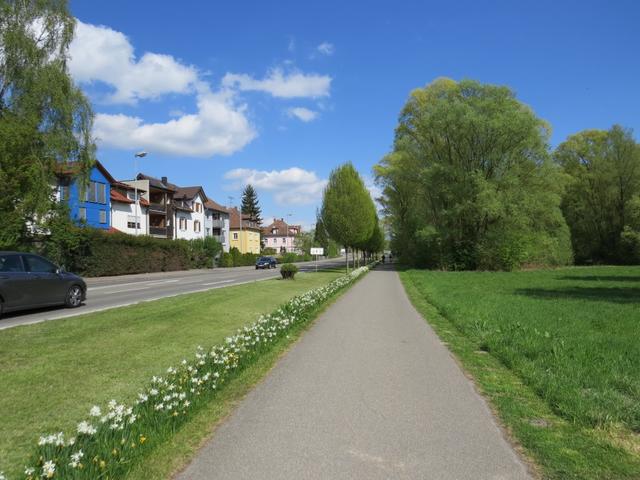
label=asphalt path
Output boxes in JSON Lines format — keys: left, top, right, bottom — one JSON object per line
{"left": 0, "top": 257, "right": 347, "bottom": 331}
{"left": 177, "top": 264, "right": 532, "bottom": 480}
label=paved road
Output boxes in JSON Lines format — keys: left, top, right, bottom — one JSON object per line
{"left": 177, "top": 264, "right": 532, "bottom": 480}
{"left": 0, "top": 257, "right": 346, "bottom": 331}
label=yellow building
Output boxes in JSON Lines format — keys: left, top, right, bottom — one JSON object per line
{"left": 229, "top": 207, "right": 261, "bottom": 254}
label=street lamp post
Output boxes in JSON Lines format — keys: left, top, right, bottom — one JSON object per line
{"left": 133, "top": 151, "right": 147, "bottom": 236}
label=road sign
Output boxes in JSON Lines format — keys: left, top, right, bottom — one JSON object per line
{"left": 310, "top": 247, "right": 324, "bottom": 255}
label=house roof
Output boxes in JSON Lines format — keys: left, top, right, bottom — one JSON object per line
{"left": 229, "top": 207, "right": 261, "bottom": 231}
{"left": 204, "top": 199, "right": 229, "bottom": 213}
{"left": 136, "top": 173, "right": 178, "bottom": 191}
{"left": 110, "top": 189, "right": 134, "bottom": 204}
{"left": 262, "top": 218, "right": 302, "bottom": 237}
{"left": 174, "top": 186, "right": 208, "bottom": 202}
{"left": 55, "top": 160, "right": 118, "bottom": 185}
{"left": 110, "top": 188, "right": 149, "bottom": 207}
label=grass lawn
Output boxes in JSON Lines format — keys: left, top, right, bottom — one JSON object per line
{"left": 401, "top": 266, "right": 640, "bottom": 480}
{"left": 0, "top": 271, "right": 342, "bottom": 478}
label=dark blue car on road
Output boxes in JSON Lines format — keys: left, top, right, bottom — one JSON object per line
{"left": 0, "top": 252, "right": 86, "bottom": 318}
{"left": 255, "top": 256, "right": 277, "bottom": 269}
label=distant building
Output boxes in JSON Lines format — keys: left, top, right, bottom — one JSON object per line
{"left": 229, "top": 207, "right": 261, "bottom": 254}
{"left": 55, "top": 160, "right": 113, "bottom": 230}
{"left": 173, "top": 186, "right": 208, "bottom": 241}
{"left": 262, "top": 218, "right": 302, "bottom": 254}
{"left": 205, "top": 199, "right": 231, "bottom": 252}
{"left": 123, "top": 174, "right": 177, "bottom": 239}
{"left": 109, "top": 181, "right": 149, "bottom": 235}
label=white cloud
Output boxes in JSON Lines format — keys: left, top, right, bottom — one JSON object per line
{"left": 70, "top": 20, "right": 255, "bottom": 157}
{"left": 316, "top": 42, "right": 335, "bottom": 56}
{"left": 363, "top": 175, "right": 383, "bottom": 209}
{"left": 224, "top": 167, "right": 327, "bottom": 206}
{"left": 69, "top": 20, "right": 198, "bottom": 104}
{"left": 94, "top": 88, "right": 256, "bottom": 157}
{"left": 222, "top": 68, "right": 331, "bottom": 98}
{"left": 287, "top": 107, "right": 318, "bottom": 122}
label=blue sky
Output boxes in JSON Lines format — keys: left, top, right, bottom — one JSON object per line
{"left": 69, "top": 0, "right": 640, "bottom": 229}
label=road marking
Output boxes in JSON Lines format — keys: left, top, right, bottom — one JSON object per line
{"left": 88, "top": 279, "right": 180, "bottom": 291}
{"left": 201, "top": 279, "right": 236, "bottom": 286}
{"left": 98, "top": 286, "right": 151, "bottom": 295}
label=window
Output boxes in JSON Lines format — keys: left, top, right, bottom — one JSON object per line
{"left": 85, "top": 182, "right": 96, "bottom": 202}
{"left": 78, "top": 207, "right": 87, "bottom": 221}
{"left": 97, "top": 183, "right": 106, "bottom": 204}
{"left": 179, "top": 217, "right": 187, "bottom": 230}
{"left": 59, "top": 185, "right": 70, "bottom": 201}
{"left": 24, "top": 255, "right": 57, "bottom": 273}
{"left": 194, "top": 220, "right": 201, "bottom": 233}
{"left": 282, "top": 237, "right": 286, "bottom": 244}
{"left": 99, "top": 210, "right": 107, "bottom": 224}
{"left": 233, "top": 232, "right": 238, "bottom": 240}
{"left": 0, "top": 255, "right": 24, "bottom": 272}
{"left": 194, "top": 203, "right": 202, "bottom": 213}
{"left": 127, "top": 215, "right": 140, "bottom": 229}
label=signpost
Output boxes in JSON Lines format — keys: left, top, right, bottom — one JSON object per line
{"left": 310, "top": 247, "right": 324, "bottom": 273}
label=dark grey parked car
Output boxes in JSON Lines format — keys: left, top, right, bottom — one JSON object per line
{"left": 0, "top": 252, "right": 86, "bottom": 318}
{"left": 255, "top": 256, "right": 277, "bottom": 269}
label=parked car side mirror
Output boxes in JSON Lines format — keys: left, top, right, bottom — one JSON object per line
{"left": 56, "top": 267, "right": 65, "bottom": 275}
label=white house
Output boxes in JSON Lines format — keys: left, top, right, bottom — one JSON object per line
{"left": 110, "top": 182, "right": 149, "bottom": 235}
{"left": 173, "top": 186, "right": 207, "bottom": 241}
{"left": 204, "top": 199, "right": 230, "bottom": 252}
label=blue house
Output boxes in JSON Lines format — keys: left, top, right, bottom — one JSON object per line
{"left": 56, "top": 160, "right": 115, "bottom": 230}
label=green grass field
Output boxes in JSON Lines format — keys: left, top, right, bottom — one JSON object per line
{"left": 401, "top": 266, "right": 640, "bottom": 479}
{"left": 0, "top": 271, "right": 342, "bottom": 478}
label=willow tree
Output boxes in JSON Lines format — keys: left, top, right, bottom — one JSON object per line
{"left": 321, "top": 162, "right": 376, "bottom": 271}
{"left": 0, "top": 0, "right": 95, "bottom": 249}
{"left": 375, "top": 78, "right": 572, "bottom": 270}
{"left": 555, "top": 125, "right": 640, "bottom": 264}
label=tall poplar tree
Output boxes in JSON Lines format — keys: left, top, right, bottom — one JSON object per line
{"left": 0, "top": 0, "right": 96, "bottom": 248}
{"left": 321, "top": 162, "right": 376, "bottom": 271}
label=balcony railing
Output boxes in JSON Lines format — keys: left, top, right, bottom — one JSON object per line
{"left": 149, "top": 203, "right": 167, "bottom": 213}
{"left": 149, "top": 226, "right": 173, "bottom": 238}
{"left": 213, "top": 235, "right": 225, "bottom": 244}
{"left": 211, "top": 219, "right": 224, "bottom": 228}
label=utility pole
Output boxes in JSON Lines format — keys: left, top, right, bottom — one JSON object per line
{"left": 133, "top": 151, "right": 147, "bottom": 236}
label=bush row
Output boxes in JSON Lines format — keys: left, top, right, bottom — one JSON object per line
{"left": 42, "top": 225, "right": 221, "bottom": 277}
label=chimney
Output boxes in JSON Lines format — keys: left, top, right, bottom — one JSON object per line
{"left": 161, "top": 176, "right": 168, "bottom": 185}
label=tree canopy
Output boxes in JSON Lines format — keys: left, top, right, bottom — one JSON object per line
{"left": 240, "top": 184, "right": 262, "bottom": 225}
{"left": 321, "top": 162, "right": 376, "bottom": 249}
{"left": 0, "top": 0, "right": 95, "bottom": 249}
{"left": 375, "top": 78, "right": 572, "bottom": 270}
{"left": 555, "top": 125, "right": 640, "bottom": 264}
{"left": 321, "top": 162, "right": 377, "bottom": 269}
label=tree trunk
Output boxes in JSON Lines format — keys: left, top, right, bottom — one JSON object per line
{"left": 345, "top": 246, "right": 349, "bottom": 273}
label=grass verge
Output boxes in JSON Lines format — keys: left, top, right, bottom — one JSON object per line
{"left": 0, "top": 271, "right": 343, "bottom": 478}
{"left": 400, "top": 266, "right": 640, "bottom": 480}
{"left": 125, "top": 285, "right": 345, "bottom": 480}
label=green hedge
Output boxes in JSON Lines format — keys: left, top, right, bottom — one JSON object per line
{"left": 219, "top": 247, "right": 260, "bottom": 267}
{"left": 42, "top": 224, "right": 221, "bottom": 277}
{"left": 278, "top": 252, "right": 312, "bottom": 263}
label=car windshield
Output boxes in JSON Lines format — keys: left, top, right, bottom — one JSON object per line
{"left": 258, "top": 257, "right": 270, "bottom": 261}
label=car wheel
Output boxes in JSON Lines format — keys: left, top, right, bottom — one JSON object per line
{"left": 65, "top": 285, "right": 83, "bottom": 308}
